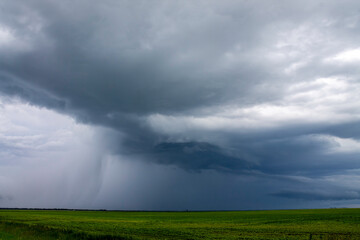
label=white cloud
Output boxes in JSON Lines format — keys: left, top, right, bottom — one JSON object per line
{"left": 0, "top": 25, "right": 15, "bottom": 45}
{"left": 325, "top": 48, "right": 360, "bottom": 63}
{"left": 147, "top": 76, "right": 360, "bottom": 137}
{"left": 326, "top": 136, "right": 360, "bottom": 154}
{"left": 0, "top": 24, "right": 31, "bottom": 52}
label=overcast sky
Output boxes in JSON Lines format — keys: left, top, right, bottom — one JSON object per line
{"left": 1, "top": 0, "right": 360, "bottom": 210}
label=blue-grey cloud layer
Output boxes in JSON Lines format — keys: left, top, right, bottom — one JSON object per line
{"left": 1, "top": 0, "right": 360, "bottom": 209}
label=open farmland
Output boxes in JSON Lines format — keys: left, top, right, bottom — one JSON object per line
{"left": 0, "top": 208, "right": 359, "bottom": 239}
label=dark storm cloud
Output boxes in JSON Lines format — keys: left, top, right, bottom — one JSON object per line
{"left": 152, "top": 142, "right": 254, "bottom": 172}
{"left": 321, "top": 122, "right": 360, "bottom": 139}
{"left": 2, "top": 0, "right": 356, "bottom": 116}
{"left": 0, "top": 0, "right": 280, "bottom": 166}
{"left": 272, "top": 190, "right": 360, "bottom": 201}
{"left": 1, "top": 0, "right": 360, "bottom": 209}
{"left": 0, "top": 0, "right": 273, "bottom": 115}
{"left": 238, "top": 135, "right": 360, "bottom": 176}
{"left": 145, "top": 133, "right": 360, "bottom": 179}
{"left": 0, "top": 72, "right": 65, "bottom": 109}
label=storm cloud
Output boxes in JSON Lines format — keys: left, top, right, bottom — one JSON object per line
{"left": 0, "top": 0, "right": 360, "bottom": 210}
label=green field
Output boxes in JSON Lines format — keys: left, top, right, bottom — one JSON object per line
{"left": 0, "top": 208, "right": 359, "bottom": 239}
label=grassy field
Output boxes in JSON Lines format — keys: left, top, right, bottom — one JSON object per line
{"left": 0, "top": 208, "right": 359, "bottom": 239}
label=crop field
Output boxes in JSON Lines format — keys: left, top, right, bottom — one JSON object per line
{"left": 0, "top": 208, "right": 359, "bottom": 239}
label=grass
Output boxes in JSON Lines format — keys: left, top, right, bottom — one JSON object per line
{"left": 0, "top": 208, "right": 359, "bottom": 239}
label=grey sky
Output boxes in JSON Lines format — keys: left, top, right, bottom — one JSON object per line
{"left": 0, "top": 0, "right": 360, "bottom": 210}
